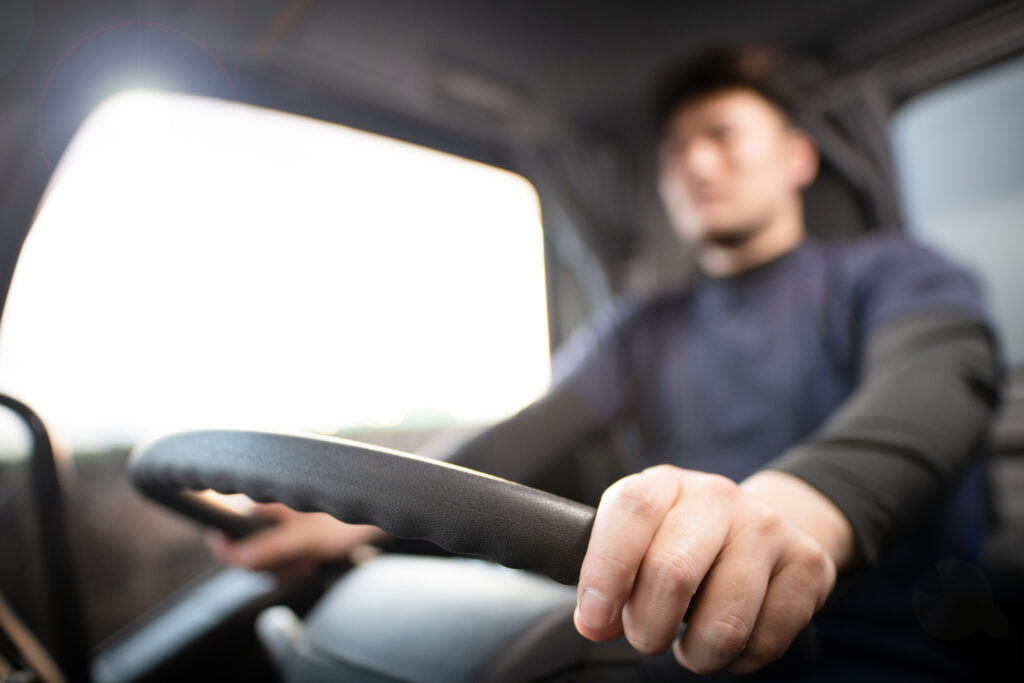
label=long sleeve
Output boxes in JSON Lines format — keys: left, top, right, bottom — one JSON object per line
{"left": 438, "top": 297, "right": 643, "bottom": 487}
{"left": 767, "top": 311, "right": 1001, "bottom": 565}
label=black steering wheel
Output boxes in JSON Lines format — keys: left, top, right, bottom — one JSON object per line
{"left": 129, "top": 429, "right": 596, "bottom": 585}
{"left": 129, "top": 430, "right": 823, "bottom": 682}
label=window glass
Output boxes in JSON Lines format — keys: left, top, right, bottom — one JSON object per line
{"left": 891, "top": 54, "right": 1024, "bottom": 365}
{"left": 0, "top": 90, "right": 550, "bottom": 644}
{"left": 0, "top": 90, "right": 551, "bottom": 450}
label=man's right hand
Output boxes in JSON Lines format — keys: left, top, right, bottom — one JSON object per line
{"left": 205, "top": 502, "right": 386, "bottom": 581}
{"left": 574, "top": 467, "right": 847, "bottom": 675}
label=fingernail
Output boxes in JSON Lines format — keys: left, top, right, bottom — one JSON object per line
{"left": 578, "top": 588, "right": 615, "bottom": 629}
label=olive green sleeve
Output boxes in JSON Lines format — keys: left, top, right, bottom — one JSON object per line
{"left": 766, "top": 313, "right": 1001, "bottom": 565}
{"left": 440, "top": 379, "right": 610, "bottom": 487}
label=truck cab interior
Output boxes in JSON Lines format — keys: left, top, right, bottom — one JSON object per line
{"left": 0, "top": 1, "right": 1022, "bottom": 681}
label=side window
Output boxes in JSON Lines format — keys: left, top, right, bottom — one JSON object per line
{"left": 0, "top": 90, "right": 551, "bottom": 644}
{"left": 891, "top": 54, "right": 1024, "bottom": 365}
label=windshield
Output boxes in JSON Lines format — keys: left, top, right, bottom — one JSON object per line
{"left": 0, "top": 89, "right": 551, "bottom": 645}
{"left": 0, "top": 90, "right": 551, "bottom": 453}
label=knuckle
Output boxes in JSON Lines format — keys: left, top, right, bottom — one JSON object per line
{"left": 699, "top": 614, "right": 751, "bottom": 663}
{"left": 792, "top": 540, "right": 830, "bottom": 577}
{"left": 748, "top": 505, "right": 784, "bottom": 537}
{"left": 803, "top": 542, "right": 829, "bottom": 570}
{"left": 587, "top": 546, "right": 637, "bottom": 580}
{"left": 700, "top": 473, "right": 739, "bottom": 501}
{"left": 642, "top": 463, "right": 678, "bottom": 478}
{"left": 607, "top": 475, "right": 662, "bottom": 521}
{"left": 642, "top": 550, "right": 699, "bottom": 597}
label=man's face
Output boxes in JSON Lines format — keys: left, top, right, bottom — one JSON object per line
{"left": 657, "top": 88, "right": 813, "bottom": 248}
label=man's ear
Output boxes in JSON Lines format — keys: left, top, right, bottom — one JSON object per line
{"left": 787, "top": 129, "right": 819, "bottom": 190}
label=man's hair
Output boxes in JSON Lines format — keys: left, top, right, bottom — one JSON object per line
{"left": 653, "top": 44, "right": 810, "bottom": 134}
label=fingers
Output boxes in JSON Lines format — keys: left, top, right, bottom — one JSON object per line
{"left": 205, "top": 507, "right": 386, "bottom": 578}
{"left": 248, "top": 501, "right": 296, "bottom": 521}
{"left": 673, "top": 505, "right": 780, "bottom": 673}
{"left": 206, "top": 521, "right": 312, "bottom": 571}
{"left": 726, "top": 540, "right": 834, "bottom": 674}
{"left": 206, "top": 526, "right": 318, "bottom": 582}
{"left": 575, "top": 466, "right": 737, "bottom": 653}
{"left": 575, "top": 465, "right": 838, "bottom": 676}
{"left": 620, "top": 475, "right": 735, "bottom": 654}
{"left": 574, "top": 466, "right": 681, "bottom": 641}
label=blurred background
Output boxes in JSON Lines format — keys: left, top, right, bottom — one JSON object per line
{"left": 0, "top": 0, "right": 1020, "bottom": 674}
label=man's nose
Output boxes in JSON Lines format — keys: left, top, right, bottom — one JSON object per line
{"left": 681, "top": 137, "right": 721, "bottom": 179}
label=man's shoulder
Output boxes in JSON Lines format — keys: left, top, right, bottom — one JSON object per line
{"left": 819, "top": 231, "right": 988, "bottom": 331}
{"left": 824, "top": 231, "right": 952, "bottom": 272}
{"left": 817, "top": 231, "right": 982, "bottom": 293}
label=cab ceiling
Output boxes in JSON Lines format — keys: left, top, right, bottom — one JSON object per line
{"left": 18, "top": 0, "right": 1005, "bottom": 152}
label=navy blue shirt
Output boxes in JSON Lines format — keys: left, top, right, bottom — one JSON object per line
{"left": 541, "top": 234, "right": 995, "bottom": 678}
{"left": 555, "top": 234, "right": 988, "bottom": 485}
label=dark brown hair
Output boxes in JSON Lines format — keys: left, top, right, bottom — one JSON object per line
{"left": 653, "top": 44, "right": 810, "bottom": 133}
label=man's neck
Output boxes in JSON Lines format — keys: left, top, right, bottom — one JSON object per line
{"left": 697, "top": 211, "right": 805, "bottom": 278}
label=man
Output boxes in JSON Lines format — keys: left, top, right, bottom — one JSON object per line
{"left": 210, "top": 46, "right": 1000, "bottom": 678}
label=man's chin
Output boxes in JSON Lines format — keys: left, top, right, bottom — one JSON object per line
{"left": 700, "top": 227, "right": 757, "bottom": 249}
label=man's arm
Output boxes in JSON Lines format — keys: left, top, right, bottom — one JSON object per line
{"left": 573, "top": 311, "right": 999, "bottom": 674}
{"left": 439, "top": 380, "right": 615, "bottom": 483}
{"left": 766, "top": 312, "right": 1001, "bottom": 564}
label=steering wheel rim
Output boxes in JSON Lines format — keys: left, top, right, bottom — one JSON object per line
{"left": 129, "top": 429, "right": 595, "bottom": 585}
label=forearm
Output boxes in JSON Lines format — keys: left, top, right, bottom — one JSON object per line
{"left": 766, "top": 313, "right": 1000, "bottom": 565}
{"left": 441, "top": 381, "right": 609, "bottom": 486}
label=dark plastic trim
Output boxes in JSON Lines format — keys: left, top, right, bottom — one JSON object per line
{"left": 0, "top": 393, "right": 90, "bottom": 683}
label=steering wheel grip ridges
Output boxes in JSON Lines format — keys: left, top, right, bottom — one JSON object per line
{"left": 129, "top": 430, "right": 596, "bottom": 585}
